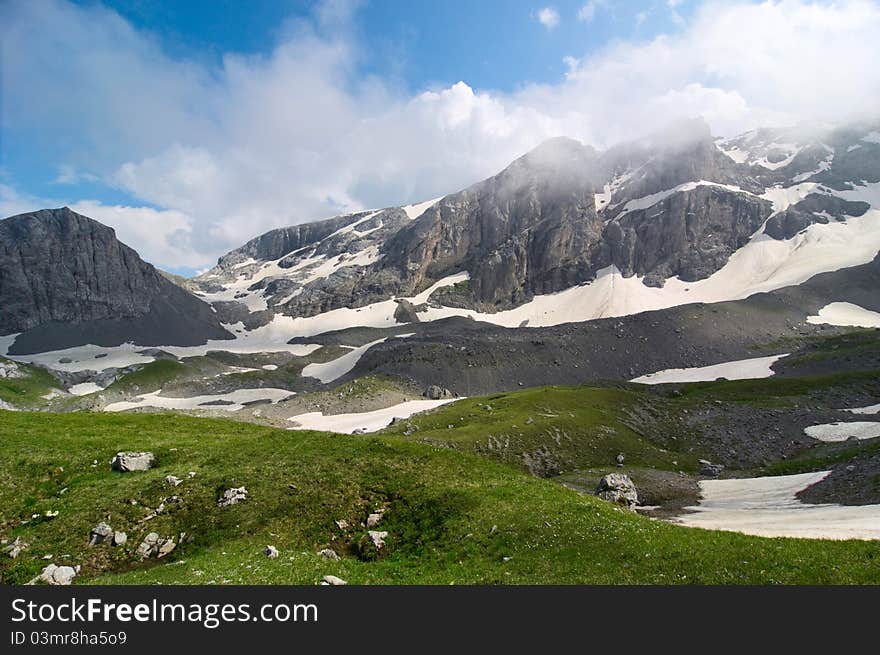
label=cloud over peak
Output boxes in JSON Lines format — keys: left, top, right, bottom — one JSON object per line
{"left": 2, "top": 0, "right": 879, "bottom": 270}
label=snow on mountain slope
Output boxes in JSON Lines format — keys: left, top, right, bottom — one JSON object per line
{"left": 630, "top": 354, "right": 787, "bottom": 384}
{"left": 807, "top": 302, "right": 880, "bottom": 328}
{"left": 301, "top": 337, "right": 391, "bottom": 384}
{"left": 104, "top": 388, "right": 295, "bottom": 413}
{"left": 5, "top": 122, "right": 878, "bottom": 369}
{"left": 674, "top": 471, "right": 880, "bottom": 540}
{"left": 288, "top": 398, "right": 458, "bottom": 434}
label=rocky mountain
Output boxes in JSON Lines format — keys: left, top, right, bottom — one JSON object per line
{"left": 194, "top": 118, "right": 880, "bottom": 328}
{"left": 0, "top": 207, "right": 232, "bottom": 354}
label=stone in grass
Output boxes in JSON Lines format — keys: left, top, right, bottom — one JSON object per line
{"left": 32, "top": 564, "right": 80, "bottom": 586}
{"left": 367, "top": 531, "right": 388, "bottom": 550}
{"left": 318, "top": 548, "right": 340, "bottom": 561}
{"left": 165, "top": 475, "right": 183, "bottom": 487}
{"left": 111, "top": 452, "right": 155, "bottom": 472}
{"left": 89, "top": 522, "right": 113, "bottom": 546}
{"left": 596, "top": 473, "right": 639, "bottom": 509}
{"left": 136, "top": 532, "right": 162, "bottom": 559}
{"left": 321, "top": 575, "right": 347, "bottom": 586}
{"left": 265, "top": 545, "right": 279, "bottom": 559}
{"left": 3, "top": 537, "right": 25, "bottom": 559}
{"left": 366, "top": 509, "right": 385, "bottom": 528}
{"left": 218, "top": 487, "right": 248, "bottom": 508}
{"left": 113, "top": 531, "right": 127, "bottom": 547}
{"left": 157, "top": 539, "right": 176, "bottom": 558}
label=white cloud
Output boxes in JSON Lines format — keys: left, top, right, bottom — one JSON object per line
{"left": 3, "top": 0, "right": 880, "bottom": 270}
{"left": 577, "top": 1, "right": 606, "bottom": 22}
{"left": 537, "top": 7, "right": 560, "bottom": 29}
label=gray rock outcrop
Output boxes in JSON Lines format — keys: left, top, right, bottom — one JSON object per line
{"left": 89, "top": 522, "right": 113, "bottom": 546}
{"left": 218, "top": 487, "right": 248, "bottom": 508}
{"left": 111, "top": 452, "right": 155, "bottom": 472}
{"left": 596, "top": 473, "right": 639, "bottom": 508}
{"left": 33, "top": 563, "right": 79, "bottom": 586}
{"left": 0, "top": 207, "right": 232, "bottom": 354}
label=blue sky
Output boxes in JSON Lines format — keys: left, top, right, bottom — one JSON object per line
{"left": 84, "top": 1, "right": 693, "bottom": 93}
{"left": 2, "top": 1, "right": 878, "bottom": 274}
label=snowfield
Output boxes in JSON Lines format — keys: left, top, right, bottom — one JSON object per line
{"left": 673, "top": 471, "right": 880, "bottom": 540}
{"left": 104, "top": 388, "right": 294, "bottom": 413}
{"left": 804, "top": 421, "right": 880, "bottom": 442}
{"left": 807, "top": 302, "right": 880, "bottom": 328}
{"left": 301, "top": 337, "right": 389, "bottom": 384}
{"left": 288, "top": 398, "right": 459, "bottom": 434}
{"left": 630, "top": 354, "right": 787, "bottom": 384}
{"left": 846, "top": 403, "right": 880, "bottom": 415}
{"left": 68, "top": 382, "right": 104, "bottom": 396}
{"left": 0, "top": 328, "right": 322, "bottom": 374}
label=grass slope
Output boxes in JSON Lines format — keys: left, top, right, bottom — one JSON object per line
{"left": 1, "top": 410, "right": 879, "bottom": 585}
{"left": 384, "top": 386, "right": 696, "bottom": 475}
{"left": 0, "top": 357, "right": 59, "bottom": 408}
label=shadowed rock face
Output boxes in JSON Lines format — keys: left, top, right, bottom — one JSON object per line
{"left": 600, "top": 185, "right": 772, "bottom": 282}
{"left": 0, "top": 207, "right": 231, "bottom": 351}
{"left": 381, "top": 137, "right": 605, "bottom": 306}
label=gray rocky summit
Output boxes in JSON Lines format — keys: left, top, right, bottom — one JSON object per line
{"left": 0, "top": 207, "right": 231, "bottom": 355}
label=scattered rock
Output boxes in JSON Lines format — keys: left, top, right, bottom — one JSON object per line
{"left": 157, "top": 539, "right": 176, "bottom": 558}
{"left": 112, "top": 531, "right": 127, "bottom": 547}
{"left": 616, "top": 452, "right": 626, "bottom": 467}
{"left": 321, "top": 575, "right": 347, "bottom": 586}
{"left": 111, "top": 452, "right": 155, "bottom": 472}
{"left": 89, "top": 522, "right": 113, "bottom": 546}
{"left": 393, "top": 299, "right": 421, "bottom": 324}
{"left": 318, "top": 548, "right": 340, "bottom": 561}
{"left": 32, "top": 563, "right": 79, "bottom": 586}
{"left": 136, "top": 532, "right": 162, "bottom": 559}
{"left": 699, "top": 459, "right": 725, "bottom": 477}
{"left": 218, "top": 486, "right": 248, "bottom": 508}
{"left": 367, "top": 530, "right": 388, "bottom": 550}
{"left": 366, "top": 508, "right": 386, "bottom": 528}
{"left": 265, "top": 545, "right": 279, "bottom": 558}
{"left": 165, "top": 475, "right": 183, "bottom": 486}
{"left": 0, "top": 361, "right": 25, "bottom": 379}
{"left": 423, "top": 385, "right": 452, "bottom": 400}
{"left": 335, "top": 519, "right": 349, "bottom": 530}
{"left": 3, "top": 537, "right": 25, "bottom": 558}
{"left": 596, "top": 473, "right": 639, "bottom": 509}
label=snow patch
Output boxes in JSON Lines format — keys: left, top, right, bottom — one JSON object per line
{"left": 615, "top": 180, "right": 749, "bottom": 219}
{"left": 68, "top": 382, "right": 104, "bottom": 396}
{"left": 403, "top": 198, "right": 442, "bottom": 220}
{"left": 807, "top": 302, "right": 880, "bottom": 328}
{"left": 288, "top": 398, "right": 459, "bottom": 434}
{"left": 845, "top": 403, "right": 880, "bottom": 415}
{"left": 804, "top": 421, "right": 880, "bottom": 442}
{"left": 631, "top": 354, "right": 787, "bottom": 384}
{"left": 301, "top": 338, "right": 387, "bottom": 384}
{"left": 673, "top": 471, "right": 880, "bottom": 540}
{"left": 104, "top": 388, "right": 294, "bottom": 413}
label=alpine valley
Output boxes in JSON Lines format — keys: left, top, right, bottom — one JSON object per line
{"left": 3, "top": 118, "right": 880, "bottom": 585}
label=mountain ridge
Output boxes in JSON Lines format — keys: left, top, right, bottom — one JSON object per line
{"left": 0, "top": 207, "right": 232, "bottom": 353}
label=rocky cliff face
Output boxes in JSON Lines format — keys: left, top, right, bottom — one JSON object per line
{"left": 194, "top": 119, "right": 880, "bottom": 324}
{"left": 0, "top": 208, "right": 231, "bottom": 352}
